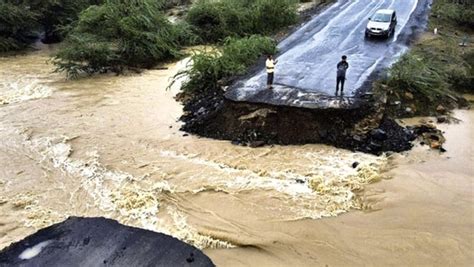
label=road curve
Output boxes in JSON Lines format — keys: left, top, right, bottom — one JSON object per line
{"left": 225, "top": 0, "right": 432, "bottom": 109}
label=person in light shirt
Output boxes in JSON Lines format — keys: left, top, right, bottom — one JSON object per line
{"left": 266, "top": 54, "right": 278, "bottom": 89}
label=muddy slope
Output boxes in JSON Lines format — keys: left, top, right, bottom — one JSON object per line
{"left": 180, "top": 91, "right": 415, "bottom": 155}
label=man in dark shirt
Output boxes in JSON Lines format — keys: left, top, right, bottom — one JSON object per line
{"left": 336, "top": 55, "right": 349, "bottom": 95}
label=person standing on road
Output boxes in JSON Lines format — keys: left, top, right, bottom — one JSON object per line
{"left": 336, "top": 55, "right": 349, "bottom": 95}
{"left": 266, "top": 55, "right": 278, "bottom": 89}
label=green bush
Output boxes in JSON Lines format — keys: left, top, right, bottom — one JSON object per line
{"left": 173, "top": 21, "right": 201, "bottom": 46}
{"left": 53, "top": 0, "right": 191, "bottom": 78}
{"left": 0, "top": 0, "right": 101, "bottom": 52}
{"left": 456, "top": 51, "right": 474, "bottom": 92}
{"left": 35, "top": 0, "right": 103, "bottom": 43}
{"left": 382, "top": 0, "right": 472, "bottom": 115}
{"left": 387, "top": 54, "right": 450, "bottom": 101}
{"left": 0, "top": 2, "right": 38, "bottom": 52}
{"left": 432, "top": 0, "right": 474, "bottom": 28}
{"left": 53, "top": 33, "right": 119, "bottom": 77}
{"left": 185, "top": 1, "right": 227, "bottom": 43}
{"left": 387, "top": 24, "right": 473, "bottom": 96}
{"left": 250, "top": 0, "right": 299, "bottom": 34}
{"left": 174, "top": 35, "right": 277, "bottom": 93}
{"left": 186, "top": 0, "right": 298, "bottom": 43}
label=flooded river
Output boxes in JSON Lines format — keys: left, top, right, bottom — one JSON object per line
{"left": 1, "top": 48, "right": 472, "bottom": 266}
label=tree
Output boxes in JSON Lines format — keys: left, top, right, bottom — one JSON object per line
{"left": 433, "top": 0, "right": 474, "bottom": 27}
{"left": 33, "top": 0, "right": 104, "bottom": 43}
{"left": 185, "top": 0, "right": 298, "bottom": 43}
{"left": 52, "top": 0, "right": 190, "bottom": 78}
{"left": 0, "top": 0, "right": 101, "bottom": 52}
{"left": 173, "top": 35, "right": 277, "bottom": 94}
{"left": 0, "top": 1, "right": 38, "bottom": 52}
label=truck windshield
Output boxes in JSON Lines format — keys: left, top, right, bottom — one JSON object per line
{"left": 372, "top": 13, "right": 392, "bottom": 22}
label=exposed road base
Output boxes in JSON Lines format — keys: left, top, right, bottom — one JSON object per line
{"left": 180, "top": 91, "right": 415, "bottom": 155}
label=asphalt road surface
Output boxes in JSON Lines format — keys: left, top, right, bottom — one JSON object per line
{"left": 0, "top": 217, "right": 215, "bottom": 267}
{"left": 225, "top": 0, "right": 431, "bottom": 109}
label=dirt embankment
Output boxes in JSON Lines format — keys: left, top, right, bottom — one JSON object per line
{"left": 179, "top": 89, "right": 421, "bottom": 155}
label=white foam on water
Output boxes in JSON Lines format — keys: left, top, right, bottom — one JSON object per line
{"left": 0, "top": 77, "right": 52, "bottom": 105}
{"left": 17, "top": 132, "right": 233, "bottom": 249}
{"left": 7, "top": 125, "right": 390, "bottom": 249}
{"left": 5, "top": 192, "right": 65, "bottom": 230}
{"left": 160, "top": 149, "right": 315, "bottom": 196}
{"left": 159, "top": 148, "right": 387, "bottom": 219}
{"left": 9, "top": 124, "right": 387, "bottom": 249}
{"left": 156, "top": 206, "right": 235, "bottom": 249}
{"left": 18, "top": 240, "right": 52, "bottom": 260}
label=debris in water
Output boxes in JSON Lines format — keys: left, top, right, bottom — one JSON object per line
{"left": 436, "top": 116, "right": 448, "bottom": 123}
{"left": 409, "top": 123, "right": 446, "bottom": 151}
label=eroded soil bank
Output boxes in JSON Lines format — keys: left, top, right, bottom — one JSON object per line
{"left": 180, "top": 90, "right": 421, "bottom": 155}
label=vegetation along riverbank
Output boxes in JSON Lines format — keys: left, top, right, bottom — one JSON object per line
{"left": 378, "top": 0, "right": 473, "bottom": 117}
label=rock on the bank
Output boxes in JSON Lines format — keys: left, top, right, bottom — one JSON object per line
{"left": 0, "top": 217, "right": 215, "bottom": 267}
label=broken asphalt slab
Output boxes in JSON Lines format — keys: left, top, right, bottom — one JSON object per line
{"left": 0, "top": 217, "right": 215, "bottom": 267}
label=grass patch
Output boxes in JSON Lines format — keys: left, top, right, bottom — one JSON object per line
{"left": 185, "top": 0, "right": 299, "bottom": 43}
{"left": 381, "top": 0, "right": 473, "bottom": 116}
{"left": 0, "top": 0, "right": 196, "bottom": 53}
{"left": 431, "top": 0, "right": 474, "bottom": 30}
{"left": 171, "top": 35, "right": 277, "bottom": 94}
{"left": 387, "top": 53, "right": 450, "bottom": 101}
{"left": 52, "top": 0, "right": 198, "bottom": 78}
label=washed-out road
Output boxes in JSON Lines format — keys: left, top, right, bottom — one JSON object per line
{"left": 225, "top": 0, "right": 431, "bottom": 109}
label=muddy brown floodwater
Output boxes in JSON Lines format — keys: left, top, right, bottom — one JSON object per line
{"left": 1, "top": 48, "right": 473, "bottom": 266}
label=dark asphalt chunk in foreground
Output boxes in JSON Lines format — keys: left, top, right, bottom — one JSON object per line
{"left": 0, "top": 217, "right": 215, "bottom": 267}
{"left": 225, "top": 0, "right": 432, "bottom": 109}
